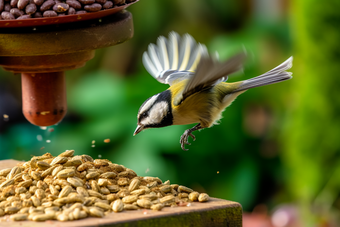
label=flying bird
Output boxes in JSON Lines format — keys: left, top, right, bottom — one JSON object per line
{"left": 134, "top": 32, "right": 293, "bottom": 150}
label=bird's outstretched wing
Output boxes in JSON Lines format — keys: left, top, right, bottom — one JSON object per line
{"left": 143, "top": 31, "right": 245, "bottom": 106}
{"left": 175, "top": 53, "right": 246, "bottom": 105}
{"left": 142, "top": 31, "right": 207, "bottom": 86}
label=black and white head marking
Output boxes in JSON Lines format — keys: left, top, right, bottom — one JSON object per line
{"left": 137, "top": 90, "right": 173, "bottom": 129}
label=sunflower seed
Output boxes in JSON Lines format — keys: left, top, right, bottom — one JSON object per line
{"left": 189, "top": 192, "right": 199, "bottom": 201}
{"left": 10, "top": 213, "right": 28, "bottom": 221}
{"left": 112, "top": 199, "right": 124, "bottom": 212}
{"left": 198, "top": 193, "right": 209, "bottom": 202}
{"left": 58, "top": 150, "right": 75, "bottom": 157}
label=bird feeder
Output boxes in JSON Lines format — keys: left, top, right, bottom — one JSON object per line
{"left": 0, "top": 2, "right": 136, "bottom": 126}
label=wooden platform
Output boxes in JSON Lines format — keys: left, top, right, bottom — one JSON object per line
{"left": 0, "top": 159, "right": 242, "bottom": 227}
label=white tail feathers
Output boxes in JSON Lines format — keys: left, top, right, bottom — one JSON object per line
{"left": 233, "top": 57, "right": 293, "bottom": 92}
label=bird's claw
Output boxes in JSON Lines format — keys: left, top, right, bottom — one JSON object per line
{"left": 180, "top": 130, "right": 196, "bottom": 151}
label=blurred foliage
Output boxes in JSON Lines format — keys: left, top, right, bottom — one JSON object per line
{"left": 1, "top": 0, "right": 338, "bottom": 225}
{"left": 282, "top": 0, "right": 340, "bottom": 224}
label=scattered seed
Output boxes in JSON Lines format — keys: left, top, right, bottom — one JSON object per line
{"left": 198, "top": 193, "right": 209, "bottom": 202}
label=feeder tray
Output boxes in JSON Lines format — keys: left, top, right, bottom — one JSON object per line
{"left": 0, "top": 2, "right": 136, "bottom": 126}
{"left": 0, "top": 159, "right": 243, "bottom": 227}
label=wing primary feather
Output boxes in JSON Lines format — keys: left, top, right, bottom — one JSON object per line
{"left": 187, "top": 44, "right": 206, "bottom": 72}
{"left": 157, "top": 36, "right": 170, "bottom": 70}
{"left": 142, "top": 52, "right": 158, "bottom": 78}
{"left": 148, "top": 44, "right": 163, "bottom": 73}
{"left": 179, "top": 34, "right": 194, "bottom": 71}
{"left": 168, "top": 32, "right": 179, "bottom": 70}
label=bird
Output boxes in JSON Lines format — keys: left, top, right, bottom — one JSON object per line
{"left": 134, "top": 31, "right": 293, "bottom": 151}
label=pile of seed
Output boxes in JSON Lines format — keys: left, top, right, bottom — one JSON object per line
{"left": 0, "top": 0, "right": 135, "bottom": 20}
{"left": 0, "top": 150, "right": 209, "bottom": 222}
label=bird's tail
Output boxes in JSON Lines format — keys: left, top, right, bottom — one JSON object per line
{"left": 232, "top": 57, "right": 293, "bottom": 93}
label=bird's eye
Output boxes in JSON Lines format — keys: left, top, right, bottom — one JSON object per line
{"left": 142, "top": 112, "right": 147, "bottom": 117}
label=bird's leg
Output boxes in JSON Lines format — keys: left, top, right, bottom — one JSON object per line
{"left": 180, "top": 123, "right": 202, "bottom": 151}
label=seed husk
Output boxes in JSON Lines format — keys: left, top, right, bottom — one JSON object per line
{"left": 198, "top": 193, "right": 209, "bottom": 202}
{"left": 124, "top": 204, "right": 139, "bottom": 210}
{"left": 89, "top": 207, "right": 104, "bottom": 217}
{"left": 59, "top": 185, "right": 72, "bottom": 198}
{"left": 57, "top": 213, "right": 69, "bottom": 221}
{"left": 7, "top": 166, "right": 22, "bottom": 180}
{"left": 100, "top": 172, "right": 116, "bottom": 179}
{"left": 64, "top": 159, "right": 82, "bottom": 167}
{"left": 86, "top": 172, "right": 100, "bottom": 180}
{"left": 178, "top": 186, "right": 193, "bottom": 193}
{"left": 52, "top": 166, "right": 64, "bottom": 177}
{"left": 57, "top": 169, "right": 75, "bottom": 178}
{"left": 0, "top": 179, "right": 14, "bottom": 189}
{"left": 5, "top": 206, "right": 20, "bottom": 214}
{"left": 122, "top": 195, "right": 138, "bottom": 204}
{"left": 189, "top": 192, "right": 199, "bottom": 201}
{"left": 112, "top": 199, "right": 124, "bottom": 212}
{"left": 0, "top": 168, "right": 11, "bottom": 177}
{"left": 130, "top": 189, "right": 145, "bottom": 196}
{"left": 67, "top": 177, "right": 83, "bottom": 188}
{"left": 10, "top": 213, "right": 28, "bottom": 221}
{"left": 128, "top": 178, "right": 140, "bottom": 192}
{"left": 87, "top": 190, "right": 103, "bottom": 199}
{"left": 107, "top": 184, "right": 120, "bottom": 193}
{"left": 32, "top": 213, "right": 54, "bottom": 221}
{"left": 159, "top": 185, "right": 172, "bottom": 193}
{"left": 58, "top": 150, "right": 75, "bottom": 157}
{"left": 95, "top": 202, "right": 111, "bottom": 210}
{"left": 50, "top": 157, "right": 68, "bottom": 166}
{"left": 137, "top": 199, "right": 151, "bottom": 208}
{"left": 151, "top": 203, "right": 164, "bottom": 211}
{"left": 160, "top": 195, "right": 175, "bottom": 204}
{"left": 36, "top": 161, "right": 51, "bottom": 170}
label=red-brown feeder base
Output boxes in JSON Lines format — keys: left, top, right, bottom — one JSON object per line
{"left": 0, "top": 8, "right": 134, "bottom": 126}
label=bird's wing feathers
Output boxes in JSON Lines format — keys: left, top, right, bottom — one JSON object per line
{"left": 142, "top": 32, "right": 207, "bottom": 86}
{"left": 173, "top": 53, "right": 246, "bottom": 106}
{"left": 143, "top": 31, "right": 245, "bottom": 106}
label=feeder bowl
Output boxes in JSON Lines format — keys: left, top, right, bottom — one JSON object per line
{"left": 0, "top": 2, "right": 136, "bottom": 126}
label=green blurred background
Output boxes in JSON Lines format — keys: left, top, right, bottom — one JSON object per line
{"left": 1, "top": 0, "right": 340, "bottom": 225}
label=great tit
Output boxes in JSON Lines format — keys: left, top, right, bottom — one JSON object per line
{"left": 134, "top": 31, "right": 293, "bottom": 150}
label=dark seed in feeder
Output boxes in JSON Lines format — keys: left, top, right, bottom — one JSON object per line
{"left": 9, "top": 0, "right": 16, "bottom": 8}
{"left": 102, "top": 0, "right": 112, "bottom": 9}
{"left": 95, "top": 0, "right": 106, "bottom": 5}
{"left": 33, "top": 0, "right": 43, "bottom": 5}
{"left": 78, "top": 0, "right": 95, "bottom": 5}
{"left": 84, "top": 3, "right": 101, "bottom": 12}
{"left": 4, "top": 3, "right": 11, "bottom": 11}
{"left": 33, "top": 11, "right": 41, "bottom": 17}
{"left": 17, "top": 0, "right": 29, "bottom": 10}
{"left": 10, "top": 8, "right": 23, "bottom": 17}
{"left": 1, "top": 11, "right": 15, "bottom": 19}
{"left": 17, "top": 14, "right": 30, "bottom": 18}
{"left": 53, "top": 3, "right": 68, "bottom": 13}
{"left": 65, "top": 0, "right": 80, "bottom": 9}
{"left": 76, "top": 10, "right": 86, "bottom": 14}
{"left": 40, "top": 0, "right": 54, "bottom": 11}
{"left": 43, "top": 9, "right": 56, "bottom": 17}
{"left": 112, "top": 0, "right": 124, "bottom": 5}
{"left": 67, "top": 6, "right": 75, "bottom": 14}
{"left": 25, "top": 3, "right": 36, "bottom": 15}
{"left": 0, "top": 0, "right": 4, "bottom": 12}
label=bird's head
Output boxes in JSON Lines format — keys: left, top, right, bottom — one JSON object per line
{"left": 134, "top": 90, "right": 173, "bottom": 136}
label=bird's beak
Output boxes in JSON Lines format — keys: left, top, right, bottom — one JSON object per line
{"left": 134, "top": 125, "right": 144, "bottom": 136}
